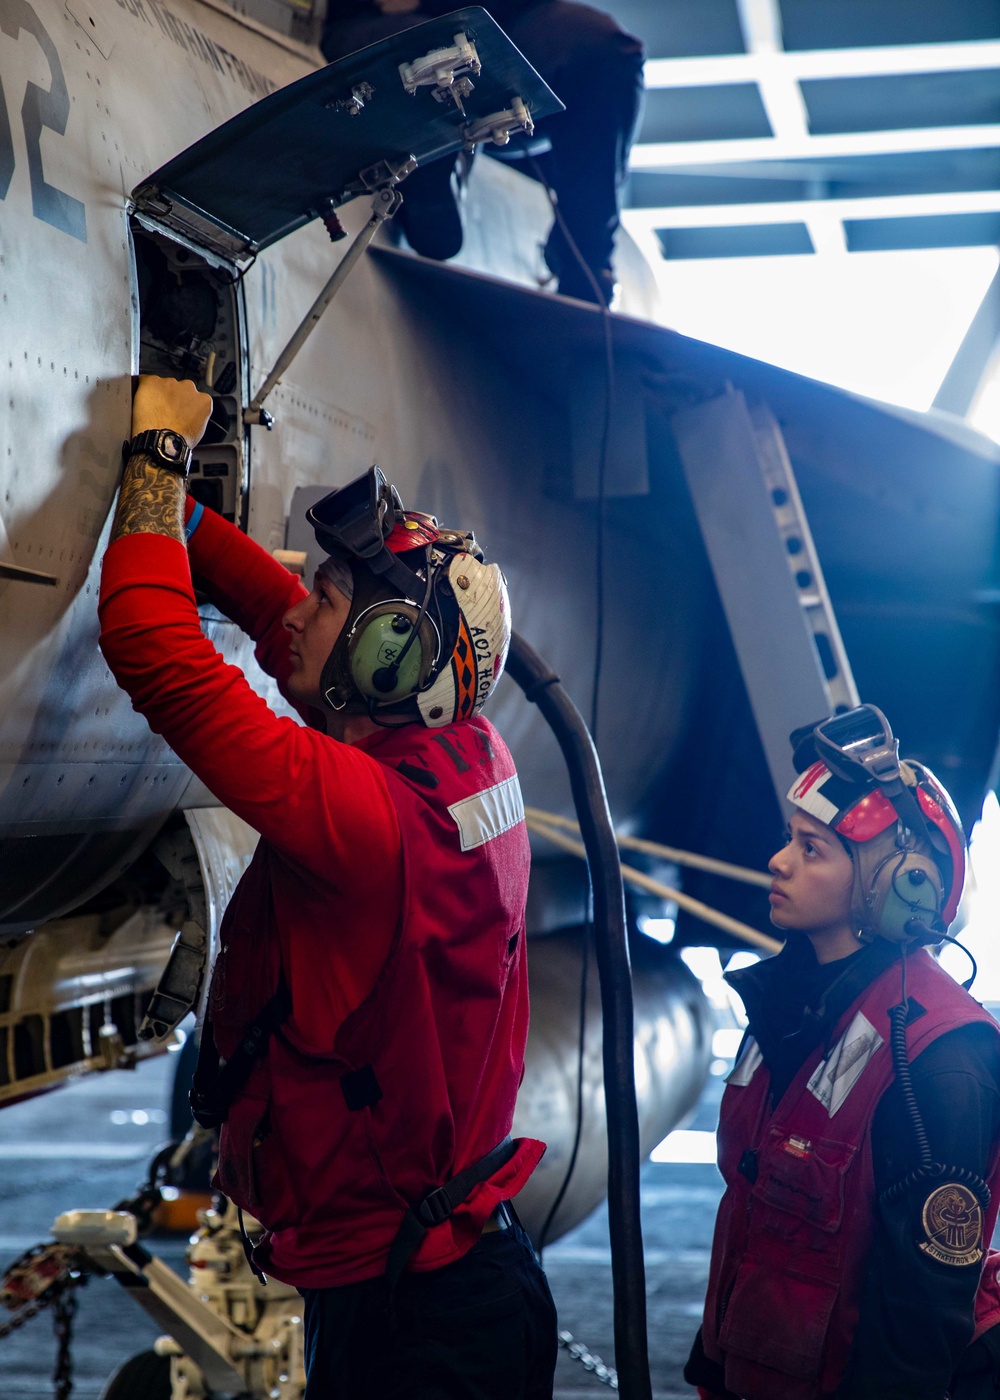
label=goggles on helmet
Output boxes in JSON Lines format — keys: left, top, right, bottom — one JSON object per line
{"left": 811, "top": 704, "right": 900, "bottom": 787}
{"left": 793, "top": 704, "right": 932, "bottom": 847}
{"left": 306, "top": 465, "right": 427, "bottom": 601}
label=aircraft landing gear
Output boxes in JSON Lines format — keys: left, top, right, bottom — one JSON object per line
{"left": 50, "top": 1189, "right": 305, "bottom": 1400}
{"left": 1, "top": 1132, "right": 305, "bottom": 1400}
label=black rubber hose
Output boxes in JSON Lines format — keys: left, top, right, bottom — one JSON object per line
{"left": 506, "top": 632, "right": 651, "bottom": 1400}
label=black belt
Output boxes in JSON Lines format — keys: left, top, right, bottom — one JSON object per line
{"left": 482, "top": 1200, "right": 514, "bottom": 1234}
{"left": 383, "top": 1137, "right": 517, "bottom": 1293}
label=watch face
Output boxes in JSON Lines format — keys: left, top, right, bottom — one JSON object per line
{"left": 160, "top": 431, "right": 186, "bottom": 461}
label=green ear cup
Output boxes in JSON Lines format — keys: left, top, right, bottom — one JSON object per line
{"left": 349, "top": 606, "right": 425, "bottom": 701}
{"left": 870, "top": 852, "right": 943, "bottom": 942}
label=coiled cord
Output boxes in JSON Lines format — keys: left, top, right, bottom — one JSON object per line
{"left": 878, "top": 949, "right": 990, "bottom": 1210}
{"left": 879, "top": 1154, "right": 990, "bottom": 1210}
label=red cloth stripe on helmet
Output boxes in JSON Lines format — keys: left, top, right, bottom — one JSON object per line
{"left": 918, "top": 785, "right": 965, "bottom": 924}
{"left": 385, "top": 512, "right": 439, "bottom": 552}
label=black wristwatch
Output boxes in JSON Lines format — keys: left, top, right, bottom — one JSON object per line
{"left": 123, "top": 429, "right": 193, "bottom": 478}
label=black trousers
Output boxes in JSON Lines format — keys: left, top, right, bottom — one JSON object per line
{"left": 321, "top": 2, "right": 645, "bottom": 286}
{"left": 301, "top": 1222, "right": 558, "bottom": 1399}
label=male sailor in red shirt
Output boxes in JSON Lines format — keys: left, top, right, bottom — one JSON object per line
{"left": 99, "top": 375, "right": 557, "bottom": 1399}
{"left": 686, "top": 705, "right": 1000, "bottom": 1400}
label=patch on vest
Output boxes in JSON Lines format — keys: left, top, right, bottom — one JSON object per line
{"left": 726, "top": 1037, "right": 763, "bottom": 1087}
{"left": 918, "top": 1183, "right": 983, "bottom": 1267}
{"left": 807, "top": 1010, "right": 884, "bottom": 1116}
{"left": 448, "top": 775, "right": 525, "bottom": 852}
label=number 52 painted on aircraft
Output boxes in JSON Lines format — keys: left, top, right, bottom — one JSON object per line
{"left": 0, "top": 0, "right": 86, "bottom": 240}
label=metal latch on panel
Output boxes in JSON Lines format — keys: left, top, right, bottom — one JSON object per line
{"left": 399, "top": 32, "right": 481, "bottom": 112}
{"left": 331, "top": 81, "right": 375, "bottom": 117}
{"left": 462, "top": 95, "right": 534, "bottom": 148}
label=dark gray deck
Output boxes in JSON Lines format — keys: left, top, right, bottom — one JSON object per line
{"left": 0, "top": 1054, "right": 724, "bottom": 1398}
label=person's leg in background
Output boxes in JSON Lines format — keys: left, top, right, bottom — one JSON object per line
{"left": 507, "top": 1, "right": 645, "bottom": 304}
{"left": 320, "top": 2, "right": 645, "bottom": 299}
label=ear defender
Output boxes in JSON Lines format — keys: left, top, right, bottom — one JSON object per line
{"left": 346, "top": 601, "right": 440, "bottom": 703}
{"left": 867, "top": 849, "right": 944, "bottom": 943}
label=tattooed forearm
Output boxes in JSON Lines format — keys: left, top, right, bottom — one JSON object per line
{"left": 110, "top": 454, "right": 186, "bottom": 545}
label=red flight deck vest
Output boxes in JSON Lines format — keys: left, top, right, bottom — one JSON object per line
{"left": 702, "top": 949, "right": 1000, "bottom": 1400}
{"left": 207, "top": 717, "right": 545, "bottom": 1287}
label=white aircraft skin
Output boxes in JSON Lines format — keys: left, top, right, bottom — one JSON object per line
{"left": 0, "top": 0, "right": 665, "bottom": 865}
{"left": 0, "top": 0, "right": 712, "bottom": 1246}
{"left": 0, "top": 0, "right": 297, "bottom": 868}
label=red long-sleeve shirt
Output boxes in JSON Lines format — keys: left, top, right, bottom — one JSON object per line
{"left": 99, "top": 504, "right": 400, "bottom": 1050}
{"left": 99, "top": 505, "right": 540, "bottom": 1285}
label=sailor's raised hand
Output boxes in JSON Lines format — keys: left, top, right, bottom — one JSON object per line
{"left": 132, "top": 375, "right": 213, "bottom": 449}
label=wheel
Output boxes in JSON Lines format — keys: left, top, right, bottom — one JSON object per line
{"left": 99, "top": 1349, "right": 172, "bottom": 1400}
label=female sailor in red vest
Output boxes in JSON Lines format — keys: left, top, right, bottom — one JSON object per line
{"left": 685, "top": 705, "right": 1000, "bottom": 1400}
{"left": 99, "top": 375, "right": 557, "bottom": 1399}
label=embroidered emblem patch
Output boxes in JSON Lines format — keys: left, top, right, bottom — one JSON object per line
{"left": 918, "top": 1183, "right": 983, "bottom": 1267}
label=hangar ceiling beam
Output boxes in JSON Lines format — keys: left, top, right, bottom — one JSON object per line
{"left": 932, "top": 263, "right": 1000, "bottom": 418}
{"left": 624, "top": 188, "right": 1000, "bottom": 233}
{"left": 631, "top": 125, "right": 1000, "bottom": 170}
{"left": 627, "top": 13, "right": 1000, "bottom": 265}
{"left": 733, "top": 0, "right": 846, "bottom": 255}
{"left": 644, "top": 39, "right": 1000, "bottom": 89}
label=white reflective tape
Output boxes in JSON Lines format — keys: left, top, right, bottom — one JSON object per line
{"left": 448, "top": 775, "right": 525, "bottom": 852}
{"left": 807, "top": 1010, "right": 884, "bottom": 1116}
{"left": 795, "top": 786, "right": 839, "bottom": 824}
{"left": 726, "top": 1037, "right": 763, "bottom": 1087}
